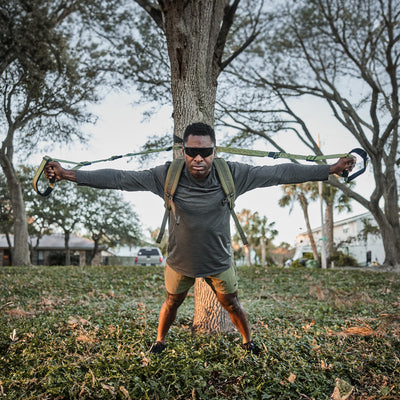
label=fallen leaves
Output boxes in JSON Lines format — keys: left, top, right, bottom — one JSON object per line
{"left": 68, "top": 315, "right": 91, "bottom": 329}
{"left": 280, "top": 372, "right": 296, "bottom": 386}
{"left": 9, "top": 328, "right": 18, "bottom": 342}
{"left": 119, "top": 385, "right": 131, "bottom": 399}
{"left": 326, "top": 315, "right": 400, "bottom": 338}
{"left": 67, "top": 315, "right": 98, "bottom": 344}
{"left": 100, "top": 383, "right": 131, "bottom": 399}
{"left": 331, "top": 378, "right": 354, "bottom": 400}
{"left": 4, "top": 307, "right": 35, "bottom": 318}
{"left": 100, "top": 382, "right": 115, "bottom": 396}
{"left": 287, "top": 372, "right": 296, "bottom": 383}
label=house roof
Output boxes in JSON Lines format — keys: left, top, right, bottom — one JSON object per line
{"left": 0, "top": 233, "right": 96, "bottom": 250}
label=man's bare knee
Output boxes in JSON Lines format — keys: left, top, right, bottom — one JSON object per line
{"left": 216, "top": 292, "right": 242, "bottom": 313}
{"left": 165, "top": 291, "right": 187, "bottom": 310}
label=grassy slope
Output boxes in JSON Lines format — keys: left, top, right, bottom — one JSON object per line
{"left": 0, "top": 265, "right": 399, "bottom": 399}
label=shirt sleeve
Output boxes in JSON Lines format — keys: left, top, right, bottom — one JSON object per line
{"left": 75, "top": 163, "right": 170, "bottom": 198}
{"left": 229, "top": 161, "right": 330, "bottom": 197}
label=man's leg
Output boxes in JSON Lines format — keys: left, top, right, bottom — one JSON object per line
{"left": 215, "top": 291, "right": 251, "bottom": 344}
{"left": 215, "top": 291, "right": 260, "bottom": 354}
{"left": 150, "top": 265, "right": 195, "bottom": 353}
{"left": 156, "top": 290, "right": 188, "bottom": 344}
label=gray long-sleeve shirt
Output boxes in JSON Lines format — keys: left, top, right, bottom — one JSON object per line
{"left": 77, "top": 161, "right": 330, "bottom": 277}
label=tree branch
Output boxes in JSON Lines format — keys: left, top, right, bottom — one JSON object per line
{"left": 215, "top": 0, "right": 240, "bottom": 67}
{"left": 220, "top": 31, "right": 259, "bottom": 71}
{"left": 216, "top": 0, "right": 262, "bottom": 72}
{"left": 134, "top": 0, "right": 163, "bottom": 30}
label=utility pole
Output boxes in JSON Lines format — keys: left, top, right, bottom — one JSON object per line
{"left": 318, "top": 136, "right": 327, "bottom": 269}
{"left": 318, "top": 180, "right": 327, "bottom": 269}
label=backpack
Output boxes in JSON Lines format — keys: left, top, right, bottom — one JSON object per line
{"left": 156, "top": 158, "right": 248, "bottom": 245}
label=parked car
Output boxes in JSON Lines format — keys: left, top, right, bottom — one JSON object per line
{"left": 134, "top": 247, "right": 163, "bottom": 266}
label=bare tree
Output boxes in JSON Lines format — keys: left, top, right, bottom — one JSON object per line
{"left": 219, "top": 0, "right": 400, "bottom": 268}
{"left": 0, "top": 0, "right": 130, "bottom": 265}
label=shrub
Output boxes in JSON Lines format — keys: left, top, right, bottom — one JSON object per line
{"left": 329, "top": 251, "right": 359, "bottom": 267}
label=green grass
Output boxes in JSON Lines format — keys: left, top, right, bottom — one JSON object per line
{"left": 1, "top": 265, "right": 399, "bottom": 399}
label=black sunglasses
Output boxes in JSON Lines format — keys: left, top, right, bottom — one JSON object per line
{"left": 184, "top": 147, "right": 215, "bottom": 158}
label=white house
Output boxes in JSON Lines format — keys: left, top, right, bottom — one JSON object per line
{"left": 294, "top": 212, "right": 385, "bottom": 266}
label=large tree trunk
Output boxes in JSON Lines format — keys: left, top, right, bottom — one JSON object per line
{"left": 377, "top": 165, "right": 400, "bottom": 269}
{"left": 370, "top": 199, "right": 400, "bottom": 269}
{"left": 64, "top": 231, "right": 71, "bottom": 266}
{"left": 0, "top": 150, "right": 30, "bottom": 266}
{"left": 192, "top": 278, "right": 234, "bottom": 332}
{"left": 161, "top": 0, "right": 226, "bottom": 133}
{"left": 159, "top": 0, "right": 233, "bottom": 332}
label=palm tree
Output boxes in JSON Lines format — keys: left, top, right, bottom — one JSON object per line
{"left": 279, "top": 183, "right": 319, "bottom": 261}
{"left": 234, "top": 209, "right": 277, "bottom": 267}
{"left": 322, "top": 183, "right": 352, "bottom": 258}
{"left": 251, "top": 213, "right": 278, "bottom": 267}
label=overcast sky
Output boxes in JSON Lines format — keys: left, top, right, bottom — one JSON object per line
{"left": 27, "top": 90, "right": 372, "bottom": 247}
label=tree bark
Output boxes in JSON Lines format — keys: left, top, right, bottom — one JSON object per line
{"left": 159, "top": 0, "right": 227, "bottom": 134}
{"left": 64, "top": 231, "right": 71, "bottom": 266}
{"left": 0, "top": 148, "right": 30, "bottom": 266}
{"left": 192, "top": 278, "right": 234, "bottom": 333}
{"left": 369, "top": 198, "right": 400, "bottom": 269}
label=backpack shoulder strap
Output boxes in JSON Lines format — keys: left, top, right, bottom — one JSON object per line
{"left": 213, "top": 158, "right": 235, "bottom": 208}
{"left": 156, "top": 159, "right": 185, "bottom": 243}
{"left": 213, "top": 158, "right": 248, "bottom": 246}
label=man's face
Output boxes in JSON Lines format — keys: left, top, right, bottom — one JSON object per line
{"left": 183, "top": 134, "right": 216, "bottom": 180}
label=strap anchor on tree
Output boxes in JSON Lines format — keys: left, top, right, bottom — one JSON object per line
{"left": 32, "top": 146, "right": 368, "bottom": 198}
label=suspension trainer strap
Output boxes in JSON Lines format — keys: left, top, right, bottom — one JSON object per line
{"left": 213, "top": 158, "right": 248, "bottom": 246}
{"left": 214, "top": 146, "right": 351, "bottom": 161}
{"left": 32, "top": 146, "right": 175, "bottom": 197}
{"left": 156, "top": 158, "right": 185, "bottom": 244}
{"left": 33, "top": 145, "right": 367, "bottom": 197}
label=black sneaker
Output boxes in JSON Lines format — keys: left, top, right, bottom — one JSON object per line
{"left": 149, "top": 341, "right": 166, "bottom": 354}
{"left": 241, "top": 341, "right": 260, "bottom": 355}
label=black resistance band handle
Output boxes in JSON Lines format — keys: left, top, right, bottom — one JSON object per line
{"left": 341, "top": 148, "right": 368, "bottom": 182}
{"left": 32, "top": 156, "right": 56, "bottom": 197}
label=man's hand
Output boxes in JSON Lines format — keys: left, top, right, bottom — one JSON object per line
{"left": 329, "top": 156, "right": 356, "bottom": 176}
{"left": 44, "top": 161, "right": 77, "bottom": 182}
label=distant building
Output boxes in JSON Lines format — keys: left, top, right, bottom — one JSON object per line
{"left": 294, "top": 212, "right": 384, "bottom": 266}
{"left": 0, "top": 233, "right": 104, "bottom": 266}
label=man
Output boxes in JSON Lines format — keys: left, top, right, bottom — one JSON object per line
{"left": 45, "top": 122, "right": 355, "bottom": 355}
